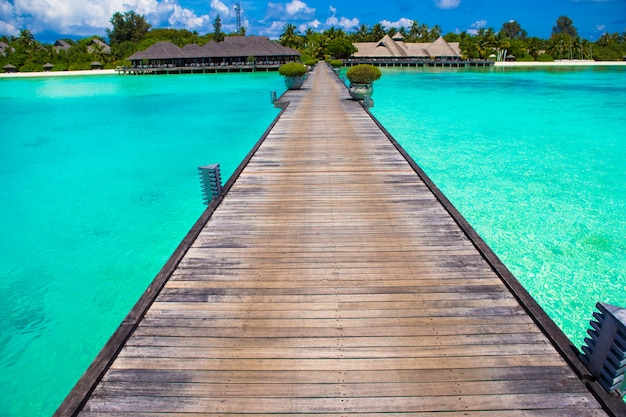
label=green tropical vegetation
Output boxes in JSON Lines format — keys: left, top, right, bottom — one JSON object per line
{"left": 1, "top": 13, "right": 625, "bottom": 72}
{"left": 278, "top": 62, "right": 308, "bottom": 77}
{"left": 346, "top": 64, "right": 382, "bottom": 84}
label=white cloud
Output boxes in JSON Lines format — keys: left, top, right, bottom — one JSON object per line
{"left": 298, "top": 19, "right": 321, "bottom": 32}
{"left": 337, "top": 16, "right": 358, "bottom": 30}
{"left": 210, "top": 0, "right": 230, "bottom": 17}
{"left": 381, "top": 18, "right": 414, "bottom": 29}
{"left": 596, "top": 24, "right": 606, "bottom": 32}
{"left": 467, "top": 19, "right": 487, "bottom": 35}
{"left": 157, "top": 1, "right": 210, "bottom": 29}
{"left": 325, "top": 5, "right": 357, "bottom": 30}
{"left": 5, "top": 0, "right": 214, "bottom": 39}
{"left": 326, "top": 15, "right": 358, "bottom": 30}
{"left": 435, "top": 0, "right": 460, "bottom": 10}
{"left": 285, "top": 0, "right": 315, "bottom": 17}
{"left": 265, "top": 0, "right": 314, "bottom": 21}
{"left": 258, "top": 20, "right": 284, "bottom": 38}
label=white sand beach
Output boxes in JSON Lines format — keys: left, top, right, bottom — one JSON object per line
{"left": 1, "top": 61, "right": 625, "bottom": 78}
{"left": 0, "top": 68, "right": 118, "bottom": 78}
{"left": 495, "top": 60, "right": 626, "bottom": 67}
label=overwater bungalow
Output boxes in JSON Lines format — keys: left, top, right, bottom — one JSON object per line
{"left": 349, "top": 33, "right": 492, "bottom": 67}
{"left": 125, "top": 36, "right": 300, "bottom": 74}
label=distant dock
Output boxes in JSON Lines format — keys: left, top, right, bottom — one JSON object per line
{"left": 344, "top": 58, "right": 494, "bottom": 68}
{"left": 56, "top": 63, "right": 623, "bottom": 416}
{"left": 117, "top": 63, "right": 281, "bottom": 75}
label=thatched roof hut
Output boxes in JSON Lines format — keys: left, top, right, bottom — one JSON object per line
{"left": 3, "top": 63, "right": 16, "bottom": 73}
{"left": 88, "top": 39, "right": 111, "bottom": 54}
{"left": 90, "top": 61, "right": 103, "bottom": 69}
{"left": 43, "top": 62, "right": 54, "bottom": 71}
{"left": 54, "top": 40, "right": 72, "bottom": 52}
{"left": 127, "top": 37, "right": 299, "bottom": 67}
{"left": 352, "top": 35, "right": 461, "bottom": 60}
{"left": 0, "top": 41, "right": 12, "bottom": 56}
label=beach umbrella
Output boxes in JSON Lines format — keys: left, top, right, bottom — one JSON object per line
{"left": 3, "top": 63, "right": 16, "bottom": 73}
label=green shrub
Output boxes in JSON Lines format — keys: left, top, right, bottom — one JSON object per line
{"left": 346, "top": 64, "right": 382, "bottom": 84}
{"left": 278, "top": 62, "right": 307, "bottom": 77}
{"left": 516, "top": 55, "right": 535, "bottom": 62}
{"left": 303, "top": 58, "right": 318, "bottom": 66}
{"left": 329, "top": 59, "right": 343, "bottom": 67}
{"left": 20, "top": 62, "right": 44, "bottom": 72}
{"left": 593, "top": 45, "right": 623, "bottom": 61}
{"left": 537, "top": 53, "right": 554, "bottom": 62}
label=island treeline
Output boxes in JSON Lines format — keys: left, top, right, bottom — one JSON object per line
{"left": 1, "top": 12, "right": 624, "bottom": 72}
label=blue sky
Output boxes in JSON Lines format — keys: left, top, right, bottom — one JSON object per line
{"left": 1, "top": 0, "right": 624, "bottom": 43}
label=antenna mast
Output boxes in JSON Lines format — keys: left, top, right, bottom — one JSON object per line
{"left": 234, "top": 3, "right": 242, "bottom": 34}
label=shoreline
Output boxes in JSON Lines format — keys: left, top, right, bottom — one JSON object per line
{"left": 1, "top": 61, "right": 625, "bottom": 78}
{"left": 495, "top": 60, "right": 626, "bottom": 67}
{"left": 0, "top": 68, "right": 118, "bottom": 78}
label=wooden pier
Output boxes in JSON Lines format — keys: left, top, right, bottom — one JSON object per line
{"left": 57, "top": 64, "right": 624, "bottom": 416}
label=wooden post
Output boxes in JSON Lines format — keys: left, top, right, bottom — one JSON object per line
{"left": 581, "top": 302, "right": 626, "bottom": 396}
{"left": 198, "top": 164, "right": 222, "bottom": 205}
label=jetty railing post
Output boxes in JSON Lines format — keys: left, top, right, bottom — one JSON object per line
{"left": 198, "top": 164, "right": 222, "bottom": 205}
{"left": 581, "top": 302, "right": 626, "bottom": 396}
{"left": 362, "top": 95, "right": 374, "bottom": 109}
{"left": 270, "top": 91, "right": 277, "bottom": 104}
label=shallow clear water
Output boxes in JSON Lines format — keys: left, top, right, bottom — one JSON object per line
{"left": 370, "top": 65, "right": 626, "bottom": 348}
{"left": 0, "top": 72, "right": 283, "bottom": 416}
{"left": 2, "top": 67, "right": 625, "bottom": 415}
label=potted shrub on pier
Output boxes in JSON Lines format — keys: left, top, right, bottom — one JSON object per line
{"left": 278, "top": 62, "right": 308, "bottom": 90}
{"left": 346, "top": 64, "right": 382, "bottom": 100}
{"left": 329, "top": 59, "right": 343, "bottom": 75}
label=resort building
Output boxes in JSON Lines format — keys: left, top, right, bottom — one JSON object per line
{"left": 0, "top": 41, "right": 12, "bottom": 56}
{"left": 350, "top": 33, "right": 464, "bottom": 62}
{"left": 88, "top": 39, "right": 111, "bottom": 55}
{"left": 126, "top": 36, "right": 300, "bottom": 70}
{"left": 54, "top": 39, "right": 72, "bottom": 53}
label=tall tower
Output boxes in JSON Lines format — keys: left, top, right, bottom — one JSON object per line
{"left": 234, "top": 3, "right": 242, "bottom": 34}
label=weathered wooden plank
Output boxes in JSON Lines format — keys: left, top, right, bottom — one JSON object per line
{"left": 99, "top": 366, "right": 581, "bottom": 384}
{"left": 81, "top": 394, "right": 601, "bottom": 413}
{"left": 63, "top": 63, "right": 619, "bottom": 417}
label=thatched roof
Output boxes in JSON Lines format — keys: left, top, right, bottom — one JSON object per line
{"left": 352, "top": 36, "right": 461, "bottom": 59}
{"left": 128, "top": 41, "right": 187, "bottom": 61}
{"left": 54, "top": 40, "right": 72, "bottom": 51}
{"left": 88, "top": 39, "right": 111, "bottom": 54}
{"left": 127, "top": 37, "right": 299, "bottom": 62}
{"left": 0, "top": 41, "right": 11, "bottom": 56}
{"left": 425, "top": 37, "right": 461, "bottom": 58}
{"left": 181, "top": 43, "right": 205, "bottom": 58}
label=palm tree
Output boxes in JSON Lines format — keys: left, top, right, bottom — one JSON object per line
{"left": 355, "top": 24, "right": 369, "bottom": 42}
{"left": 279, "top": 24, "right": 301, "bottom": 49}
{"left": 429, "top": 25, "right": 442, "bottom": 42}
{"left": 370, "top": 23, "right": 386, "bottom": 41}
{"left": 18, "top": 29, "right": 35, "bottom": 50}
{"left": 527, "top": 37, "right": 541, "bottom": 60}
{"left": 409, "top": 20, "right": 420, "bottom": 42}
{"left": 303, "top": 28, "right": 316, "bottom": 49}
{"left": 91, "top": 42, "right": 108, "bottom": 63}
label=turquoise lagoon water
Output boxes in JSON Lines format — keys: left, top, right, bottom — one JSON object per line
{"left": 371, "top": 66, "right": 626, "bottom": 348}
{"left": 0, "top": 72, "right": 284, "bottom": 416}
{"left": 1, "top": 67, "right": 625, "bottom": 416}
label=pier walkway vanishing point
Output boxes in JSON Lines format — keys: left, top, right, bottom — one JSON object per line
{"left": 57, "top": 64, "right": 623, "bottom": 416}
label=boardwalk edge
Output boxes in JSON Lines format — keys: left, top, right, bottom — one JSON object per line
{"left": 53, "top": 101, "right": 290, "bottom": 417}
{"left": 362, "top": 106, "right": 626, "bottom": 417}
